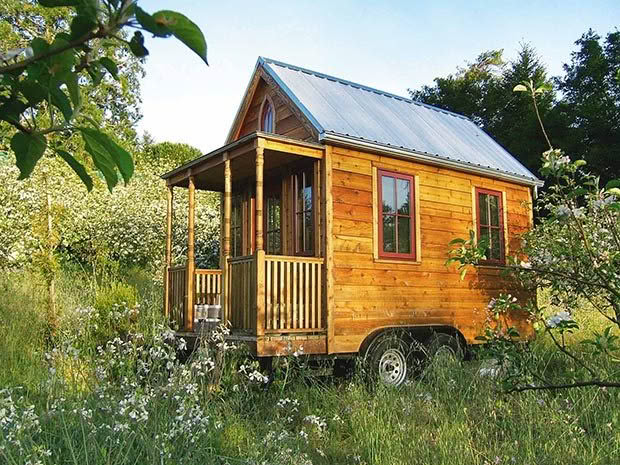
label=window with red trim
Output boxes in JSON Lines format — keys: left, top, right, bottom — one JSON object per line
{"left": 475, "top": 188, "right": 505, "bottom": 263}
{"left": 378, "top": 170, "right": 416, "bottom": 259}
{"left": 261, "top": 100, "right": 274, "bottom": 133}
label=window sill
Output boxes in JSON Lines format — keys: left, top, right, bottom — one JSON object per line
{"left": 374, "top": 257, "right": 422, "bottom": 266}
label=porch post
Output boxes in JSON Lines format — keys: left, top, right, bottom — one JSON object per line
{"left": 185, "top": 175, "right": 196, "bottom": 332}
{"left": 221, "top": 157, "right": 231, "bottom": 324}
{"left": 255, "top": 144, "right": 265, "bottom": 336}
{"left": 164, "top": 185, "right": 173, "bottom": 319}
{"left": 322, "top": 146, "right": 334, "bottom": 353}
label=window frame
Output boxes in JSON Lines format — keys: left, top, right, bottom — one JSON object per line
{"left": 475, "top": 187, "right": 506, "bottom": 265}
{"left": 259, "top": 96, "right": 275, "bottom": 133}
{"left": 377, "top": 169, "right": 417, "bottom": 260}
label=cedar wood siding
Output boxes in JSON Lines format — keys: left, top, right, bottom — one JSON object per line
{"left": 329, "top": 145, "right": 534, "bottom": 354}
{"left": 236, "top": 78, "right": 313, "bottom": 142}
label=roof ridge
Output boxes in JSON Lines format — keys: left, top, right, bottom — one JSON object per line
{"left": 259, "top": 56, "right": 470, "bottom": 121}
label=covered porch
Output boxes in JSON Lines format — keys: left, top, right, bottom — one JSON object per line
{"left": 162, "top": 132, "right": 332, "bottom": 353}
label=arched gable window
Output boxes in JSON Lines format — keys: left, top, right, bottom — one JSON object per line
{"left": 260, "top": 98, "right": 274, "bottom": 133}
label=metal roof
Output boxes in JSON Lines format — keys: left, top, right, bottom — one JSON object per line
{"left": 259, "top": 57, "right": 541, "bottom": 186}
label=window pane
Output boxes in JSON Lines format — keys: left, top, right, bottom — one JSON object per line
{"left": 491, "top": 228, "right": 501, "bottom": 260}
{"left": 478, "top": 193, "right": 489, "bottom": 225}
{"left": 304, "top": 184, "right": 312, "bottom": 212}
{"left": 304, "top": 211, "right": 313, "bottom": 252}
{"left": 382, "top": 176, "right": 395, "bottom": 214}
{"left": 273, "top": 231, "right": 281, "bottom": 254}
{"left": 383, "top": 215, "right": 395, "bottom": 252}
{"left": 479, "top": 226, "right": 490, "bottom": 258}
{"left": 296, "top": 213, "right": 303, "bottom": 252}
{"left": 296, "top": 175, "right": 303, "bottom": 212}
{"left": 489, "top": 194, "right": 499, "bottom": 226}
{"left": 397, "top": 217, "right": 411, "bottom": 254}
{"left": 397, "top": 178, "right": 410, "bottom": 215}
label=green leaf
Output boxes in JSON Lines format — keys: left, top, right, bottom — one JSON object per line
{"left": 69, "top": 13, "right": 97, "bottom": 40}
{"left": 18, "top": 80, "right": 47, "bottom": 105}
{"left": 98, "top": 57, "right": 119, "bottom": 80}
{"left": 128, "top": 31, "right": 149, "bottom": 58}
{"left": 78, "top": 127, "right": 134, "bottom": 184}
{"left": 29, "top": 38, "right": 49, "bottom": 56}
{"left": 60, "top": 71, "right": 81, "bottom": 107}
{"left": 513, "top": 84, "right": 528, "bottom": 92}
{"left": 79, "top": 129, "right": 118, "bottom": 191}
{"left": 0, "top": 97, "right": 28, "bottom": 124}
{"left": 605, "top": 179, "right": 620, "bottom": 189}
{"left": 49, "top": 86, "right": 73, "bottom": 122}
{"left": 449, "top": 238, "right": 466, "bottom": 245}
{"left": 56, "top": 149, "right": 93, "bottom": 191}
{"left": 135, "top": 7, "right": 172, "bottom": 38}
{"left": 10, "top": 132, "right": 47, "bottom": 179}
{"left": 87, "top": 61, "right": 104, "bottom": 85}
{"left": 607, "top": 187, "right": 620, "bottom": 197}
{"left": 459, "top": 267, "right": 468, "bottom": 280}
{"left": 574, "top": 159, "right": 587, "bottom": 167}
{"left": 151, "top": 10, "right": 208, "bottom": 65}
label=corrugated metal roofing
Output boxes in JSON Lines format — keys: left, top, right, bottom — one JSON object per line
{"left": 260, "top": 57, "right": 540, "bottom": 185}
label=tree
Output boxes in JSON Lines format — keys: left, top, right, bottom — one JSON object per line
{"left": 556, "top": 29, "right": 620, "bottom": 185}
{"left": 410, "top": 45, "right": 559, "bottom": 176}
{"left": 0, "top": 0, "right": 208, "bottom": 191}
{"left": 447, "top": 81, "right": 620, "bottom": 392}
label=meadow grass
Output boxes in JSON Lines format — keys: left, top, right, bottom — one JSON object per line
{"left": 0, "top": 269, "right": 618, "bottom": 465}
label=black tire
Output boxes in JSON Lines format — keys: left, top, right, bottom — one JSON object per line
{"left": 426, "top": 332, "right": 465, "bottom": 362}
{"left": 363, "top": 330, "right": 423, "bottom": 387}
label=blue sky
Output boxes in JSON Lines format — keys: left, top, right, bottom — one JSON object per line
{"left": 137, "top": 0, "right": 619, "bottom": 153}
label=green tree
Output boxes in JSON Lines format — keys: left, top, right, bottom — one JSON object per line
{"left": 0, "top": 0, "right": 208, "bottom": 190}
{"left": 556, "top": 29, "right": 620, "bottom": 185}
{"left": 410, "top": 45, "right": 558, "bottom": 176}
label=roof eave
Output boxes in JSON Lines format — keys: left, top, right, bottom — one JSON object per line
{"left": 320, "top": 132, "right": 544, "bottom": 188}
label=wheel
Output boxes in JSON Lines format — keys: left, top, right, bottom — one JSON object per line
{"left": 363, "top": 330, "right": 422, "bottom": 387}
{"left": 426, "top": 332, "right": 465, "bottom": 362}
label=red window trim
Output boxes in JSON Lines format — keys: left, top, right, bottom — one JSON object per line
{"left": 475, "top": 187, "right": 505, "bottom": 265}
{"left": 377, "top": 169, "right": 416, "bottom": 260}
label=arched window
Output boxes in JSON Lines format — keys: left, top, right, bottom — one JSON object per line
{"left": 260, "top": 99, "right": 274, "bottom": 133}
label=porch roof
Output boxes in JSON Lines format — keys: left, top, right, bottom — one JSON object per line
{"left": 161, "top": 132, "right": 324, "bottom": 190}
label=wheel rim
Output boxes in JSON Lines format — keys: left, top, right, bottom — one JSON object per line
{"left": 378, "top": 348, "right": 407, "bottom": 386}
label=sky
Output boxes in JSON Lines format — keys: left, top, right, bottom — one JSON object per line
{"left": 137, "top": 0, "right": 619, "bottom": 154}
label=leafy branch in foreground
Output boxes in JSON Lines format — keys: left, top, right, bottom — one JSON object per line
{"left": 0, "top": 0, "right": 208, "bottom": 191}
{"left": 446, "top": 82, "right": 620, "bottom": 393}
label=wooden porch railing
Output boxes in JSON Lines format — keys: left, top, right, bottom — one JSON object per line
{"left": 168, "top": 265, "right": 187, "bottom": 329}
{"left": 228, "top": 255, "right": 257, "bottom": 332}
{"left": 167, "top": 266, "right": 222, "bottom": 330}
{"left": 195, "top": 269, "right": 222, "bottom": 305}
{"left": 265, "top": 255, "right": 324, "bottom": 333}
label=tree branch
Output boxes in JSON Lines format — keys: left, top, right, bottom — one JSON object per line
{"left": 507, "top": 379, "right": 620, "bottom": 393}
{"left": 0, "top": 27, "right": 112, "bottom": 74}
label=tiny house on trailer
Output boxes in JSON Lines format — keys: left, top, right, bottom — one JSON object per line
{"left": 161, "top": 57, "right": 543, "bottom": 384}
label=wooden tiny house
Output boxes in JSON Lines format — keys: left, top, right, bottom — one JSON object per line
{"left": 162, "top": 58, "right": 542, "bottom": 381}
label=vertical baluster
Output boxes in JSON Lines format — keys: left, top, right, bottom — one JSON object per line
{"left": 304, "top": 262, "right": 310, "bottom": 330}
{"left": 292, "top": 262, "right": 297, "bottom": 329}
{"left": 266, "top": 259, "right": 271, "bottom": 330}
{"left": 310, "top": 262, "right": 315, "bottom": 329}
{"left": 317, "top": 263, "right": 322, "bottom": 329}
{"left": 278, "top": 260, "right": 284, "bottom": 330}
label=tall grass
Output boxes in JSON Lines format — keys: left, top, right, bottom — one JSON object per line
{"left": 1, "top": 269, "right": 618, "bottom": 465}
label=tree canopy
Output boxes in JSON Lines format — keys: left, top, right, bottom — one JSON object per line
{"left": 410, "top": 30, "right": 620, "bottom": 184}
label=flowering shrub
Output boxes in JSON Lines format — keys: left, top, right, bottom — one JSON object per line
{"left": 0, "top": 152, "right": 220, "bottom": 272}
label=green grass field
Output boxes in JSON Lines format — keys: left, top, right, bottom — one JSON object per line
{"left": 1, "top": 270, "right": 618, "bottom": 465}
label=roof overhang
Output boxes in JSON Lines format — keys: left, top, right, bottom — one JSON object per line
{"left": 320, "top": 132, "right": 544, "bottom": 188}
{"left": 161, "top": 132, "right": 325, "bottom": 189}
